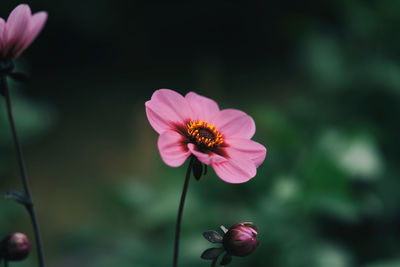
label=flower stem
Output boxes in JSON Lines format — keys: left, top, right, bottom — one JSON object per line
{"left": 211, "top": 256, "right": 219, "bottom": 267}
{"left": 173, "top": 155, "right": 195, "bottom": 267}
{"left": 1, "top": 77, "right": 45, "bottom": 267}
{"left": 4, "top": 260, "right": 8, "bottom": 267}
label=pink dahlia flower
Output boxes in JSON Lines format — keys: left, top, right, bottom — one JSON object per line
{"left": 145, "top": 89, "right": 267, "bottom": 183}
{"left": 0, "top": 4, "right": 47, "bottom": 60}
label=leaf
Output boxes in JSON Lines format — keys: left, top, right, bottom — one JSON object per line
{"left": 5, "top": 190, "right": 32, "bottom": 206}
{"left": 203, "top": 231, "right": 223, "bottom": 243}
{"left": 201, "top": 248, "right": 224, "bottom": 260}
{"left": 220, "top": 253, "right": 232, "bottom": 266}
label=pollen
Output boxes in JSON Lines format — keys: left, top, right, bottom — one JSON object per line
{"left": 187, "top": 120, "right": 223, "bottom": 147}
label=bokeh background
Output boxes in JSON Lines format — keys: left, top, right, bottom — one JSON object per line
{"left": 1, "top": 0, "right": 400, "bottom": 266}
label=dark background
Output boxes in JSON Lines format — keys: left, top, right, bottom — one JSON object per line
{"left": 1, "top": 0, "right": 400, "bottom": 266}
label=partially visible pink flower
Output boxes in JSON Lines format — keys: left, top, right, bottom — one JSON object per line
{"left": 0, "top": 4, "right": 47, "bottom": 60}
{"left": 145, "top": 89, "right": 267, "bottom": 183}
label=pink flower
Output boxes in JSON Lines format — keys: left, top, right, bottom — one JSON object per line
{"left": 0, "top": 4, "right": 47, "bottom": 60}
{"left": 145, "top": 89, "right": 267, "bottom": 183}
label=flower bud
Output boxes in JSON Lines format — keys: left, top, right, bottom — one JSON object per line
{"left": 192, "top": 157, "right": 203, "bottom": 181}
{"left": 222, "top": 222, "right": 259, "bottom": 257}
{"left": 0, "top": 233, "right": 31, "bottom": 261}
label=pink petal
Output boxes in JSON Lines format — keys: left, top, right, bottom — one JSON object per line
{"left": 145, "top": 89, "right": 193, "bottom": 134}
{"left": 211, "top": 149, "right": 257, "bottom": 183}
{"left": 0, "top": 18, "right": 5, "bottom": 53}
{"left": 158, "top": 130, "right": 190, "bottom": 167}
{"left": 4, "top": 4, "right": 31, "bottom": 57}
{"left": 187, "top": 143, "right": 227, "bottom": 165}
{"left": 226, "top": 138, "right": 267, "bottom": 167}
{"left": 212, "top": 109, "right": 256, "bottom": 139}
{"left": 185, "top": 92, "right": 219, "bottom": 121}
{"left": 16, "top": 11, "right": 47, "bottom": 58}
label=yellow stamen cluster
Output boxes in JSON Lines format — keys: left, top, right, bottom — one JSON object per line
{"left": 187, "top": 120, "right": 223, "bottom": 147}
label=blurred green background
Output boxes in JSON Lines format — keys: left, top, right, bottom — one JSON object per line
{"left": 1, "top": 0, "right": 400, "bottom": 266}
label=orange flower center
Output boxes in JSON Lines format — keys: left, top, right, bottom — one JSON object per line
{"left": 187, "top": 120, "right": 223, "bottom": 147}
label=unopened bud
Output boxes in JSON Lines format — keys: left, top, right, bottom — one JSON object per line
{"left": 223, "top": 222, "right": 259, "bottom": 257}
{"left": 0, "top": 233, "right": 31, "bottom": 261}
{"left": 192, "top": 157, "right": 203, "bottom": 180}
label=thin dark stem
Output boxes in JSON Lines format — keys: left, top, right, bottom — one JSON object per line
{"left": 211, "top": 256, "right": 218, "bottom": 267}
{"left": 4, "top": 260, "right": 8, "bottom": 267}
{"left": 1, "top": 77, "right": 45, "bottom": 267}
{"left": 173, "top": 155, "right": 195, "bottom": 267}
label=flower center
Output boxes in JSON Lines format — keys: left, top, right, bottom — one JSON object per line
{"left": 187, "top": 120, "right": 223, "bottom": 147}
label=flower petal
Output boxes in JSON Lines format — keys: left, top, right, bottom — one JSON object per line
{"left": 5, "top": 4, "right": 31, "bottom": 57}
{"left": 212, "top": 109, "right": 256, "bottom": 139}
{"left": 145, "top": 89, "right": 192, "bottom": 134}
{"left": 226, "top": 138, "right": 267, "bottom": 167}
{"left": 158, "top": 130, "right": 190, "bottom": 167}
{"left": 185, "top": 92, "right": 219, "bottom": 121}
{"left": 211, "top": 148, "right": 257, "bottom": 183}
{"left": 187, "top": 143, "right": 227, "bottom": 165}
{"left": 15, "top": 11, "right": 47, "bottom": 58}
